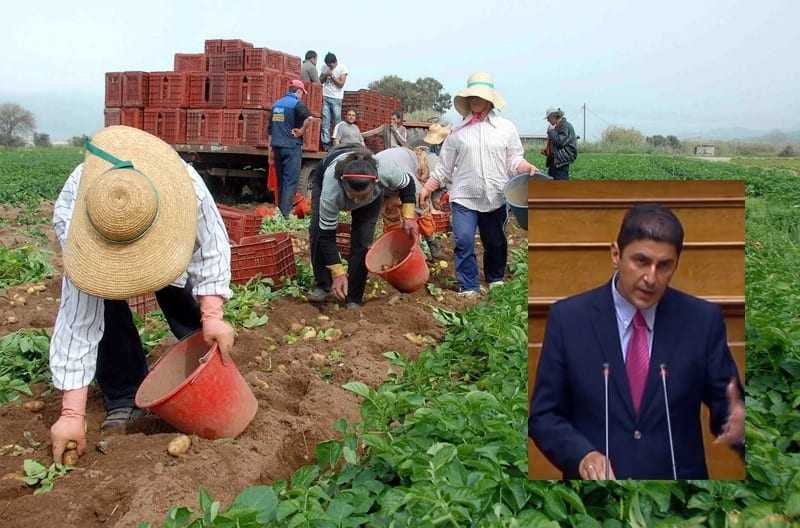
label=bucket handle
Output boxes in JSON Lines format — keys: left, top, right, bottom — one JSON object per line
{"left": 189, "top": 344, "right": 232, "bottom": 384}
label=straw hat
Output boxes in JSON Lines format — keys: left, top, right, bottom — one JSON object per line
{"left": 423, "top": 123, "right": 451, "bottom": 145}
{"left": 453, "top": 72, "right": 506, "bottom": 117}
{"left": 63, "top": 126, "right": 197, "bottom": 300}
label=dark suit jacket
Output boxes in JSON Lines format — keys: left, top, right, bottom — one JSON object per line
{"left": 528, "top": 281, "right": 741, "bottom": 479}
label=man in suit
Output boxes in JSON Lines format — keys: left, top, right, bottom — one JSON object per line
{"left": 529, "top": 203, "right": 744, "bottom": 479}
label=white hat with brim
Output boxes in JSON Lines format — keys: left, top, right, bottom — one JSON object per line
{"left": 453, "top": 72, "right": 506, "bottom": 118}
{"left": 64, "top": 126, "right": 198, "bottom": 300}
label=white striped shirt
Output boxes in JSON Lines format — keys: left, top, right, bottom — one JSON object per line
{"left": 430, "top": 111, "right": 525, "bottom": 212}
{"left": 49, "top": 162, "right": 232, "bottom": 391}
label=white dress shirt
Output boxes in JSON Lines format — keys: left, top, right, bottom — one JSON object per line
{"left": 49, "top": 162, "right": 232, "bottom": 391}
{"left": 429, "top": 110, "right": 525, "bottom": 212}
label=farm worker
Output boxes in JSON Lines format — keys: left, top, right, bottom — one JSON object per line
{"left": 49, "top": 126, "right": 235, "bottom": 464}
{"left": 389, "top": 111, "right": 408, "bottom": 147}
{"left": 300, "top": 50, "right": 320, "bottom": 84}
{"left": 529, "top": 204, "right": 745, "bottom": 479}
{"left": 319, "top": 52, "right": 349, "bottom": 151}
{"left": 308, "top": 145, "right": 418, "bottom": 308}
{"left": 418, "top": 72, "right": 539, "bottom": 297}
{"left": 381, "top": 145, "right": 444, "bottom": 260}
{"left": 420, "top": 123, "right": 451, "bottom": 211}
{"left": 332, "top": 109, "right": 365, "bottom": 146}
{"left": 268, "top": 79, "right": 314, "bottom": 217}
{"left": 544, "top": 107, "right": 578, "bottom": 180}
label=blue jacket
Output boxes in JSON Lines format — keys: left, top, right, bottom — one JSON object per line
{"left": 529, "top": 281, "right": 741, "bottom": 479}
{"left": 269, "top": 92, "right": 311, "bottom": 148}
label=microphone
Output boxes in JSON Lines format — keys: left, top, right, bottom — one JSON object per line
{"left": 660, "top": 364, "right": 678, "bottom": 479}
{"left": 603, "top": 362, "right": 610, "bottom": 480}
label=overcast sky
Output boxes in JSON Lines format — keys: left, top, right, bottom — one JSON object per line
{"left": 2, "top": 0, "right": 798, "bottom": 140}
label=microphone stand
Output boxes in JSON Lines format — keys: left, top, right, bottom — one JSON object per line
{"left": 603, "top": 362, "right": 610, "bottom": 480}
{"left": 660, "top": 364, "right": 678, "bottom": 479}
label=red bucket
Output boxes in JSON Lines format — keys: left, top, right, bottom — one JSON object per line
{"left": 365, "top": 229, "right": 430, "bottom": 293}
{"left": 134, "top": 332, "right": 258, "bottom": 439}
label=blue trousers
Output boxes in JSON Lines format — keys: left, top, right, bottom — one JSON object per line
{"left": 451, "top": 202, "right": 508, "bottom": 292}
{"left": 549, "top": 164, "right": 570, "bottom": 180}
{"left": 273, "top": 145, "right": 302, "bottom": 217}
{"left": 321, "top": 96, "right": 342, "bottom": 146}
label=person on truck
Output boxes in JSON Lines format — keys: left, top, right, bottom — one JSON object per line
{"left": 268, "top": 79, "right": 313, "bottom": 217}
{"left": 300, "top": 50, "right": 320, "bottom": 84}
{"left": 48, "top": 126, "right": 235, "bottom": 464}
{"left": 308, "top": 145, "right": 418, "bottom": 308}
{"left": 319, "top": 52, "right": 349, "bottom": 151}
{"left": 332, "top": 109, "right": 365, "bottom": 146}
{"left": 389, "top": 111, "right": 408, "bottom": 147}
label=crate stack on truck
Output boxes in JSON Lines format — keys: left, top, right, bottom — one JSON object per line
{"left": 104, "top": 39, "right": 323, "bottom": 152}
{"left": 341, "top": 89, "right": 401, "bottom": 152}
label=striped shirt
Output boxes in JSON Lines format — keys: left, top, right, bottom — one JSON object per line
{"left": 429, "top": 110, "right": 525, "bottom": 212}
{"left": 49, "top": 162, "right": 232, "bottom": 391}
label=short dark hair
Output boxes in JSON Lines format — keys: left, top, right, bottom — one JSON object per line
{"left": 391, "top": 111, "right": 403, "bottom": 120}
{"left": 335, "top": 150, "right": 377, "bottom": 181}
{"left": 305, "top": 50, "right": 317, "bottom": 60}
{"left": 617, "top": 203, "right": 684, "bottom": 254}
{"left": 324, "top": 52, "right": 337, "bottom": 66}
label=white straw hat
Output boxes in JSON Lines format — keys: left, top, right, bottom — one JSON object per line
{"left": 63, "top": 126, "right": 198, "bottom": 300}
{"left": 453, "top": 72, "right": 506, "bottom": 117}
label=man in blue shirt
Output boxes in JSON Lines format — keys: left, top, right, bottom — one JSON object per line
{"left": 269, "top": 80, "right": 313, "bottom": 217}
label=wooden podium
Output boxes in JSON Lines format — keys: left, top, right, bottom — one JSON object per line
{"left": 527, "top": 180, "right": 745, "bottom": 480}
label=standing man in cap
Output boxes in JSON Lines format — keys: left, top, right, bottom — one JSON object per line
{"left": 545, "top": 107, "right": 578, "bottom": 180}
{"left": 269, "top": 80, "right": 313, "bottom": 217}
{"left": 49, "top": 126, "right": 235, "bottom": 464}
{"left": 418, "top": 72, "right": 539, "bottom": 297}
{"left": 308, "top": 145, "right": 418, "bottom": 308}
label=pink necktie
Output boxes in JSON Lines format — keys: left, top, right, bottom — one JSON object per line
{"left": 626, "top": 311, "right": 650, "bottom": 416}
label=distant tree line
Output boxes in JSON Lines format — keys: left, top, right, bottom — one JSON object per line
{"left": 368, "top": 76, "right": 452, "bottom": 115}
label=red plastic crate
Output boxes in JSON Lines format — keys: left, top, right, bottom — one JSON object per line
{"left": 302, "top": 117, "right": 321, "bottom": 152}
{"left": 222, "top": 109, "right": 269, "bottom": 147}
{"left": 243, "top": 48, "right": 269, "bottom": 71}
{"left": 104, "top": 108, "right": 121, "bottom": 127}
{"left": 105, "top": 73, "right": 123, "bottom": 107}
{"left": 216, "top": 204, "right": 264, "bottom": 243}
{"left": 187, "top": 72, "right": 226, "bottom": 108}
{"left": 266, "top": 50, "right": 284, "bottom": 71}
{"left": 226, "top": 72, "right": 281, "bottom": 109}
{"left": 148, "top": 72, "right": 190, "bottom": 108}
{"left": 143, "top": 108, "right": 187, "bottom": 144}
{"left": 186, "top": 109, "right": 224, "bottom": 144}
{"left": 225, "top": 49, "right": 244, "bottom": 71}
{"left": 205, "top": 39, "right": 223, "bottom": 55}
{"left": 174, "top": 53, "right": 206, "bottom": 73}
{"left": 284, "top": 54, "right": 301, "bottom": 77}
{"left": 221, "top": 39, "right": 253, "bottom": 52}
{"left": 122, "top": 107, "right": 144, "bottom": 129}
{"left": 304, "top": 81, "right": 322, "bottom": 117}
{"left": 207, "top": 53, "right": 226, "bottom": 73}
{"left": 364, "top": 135, "right": 385, "bottom": 154}
{"left": 431, "top": 211, "right": 450, "bottom": 233}
{"left": 128, "top": 292, "right": 158, "bottom": 317}
{"left": 336, "top": 223, "right": 351, "bottom": 258}
{"left": 231, "top": 233, "right": 296, "bottom": 285}
{"left": 122, "top": 71, "right": 149, "bottom": 107}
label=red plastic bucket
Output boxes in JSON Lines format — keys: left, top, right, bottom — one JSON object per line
{"left": 134, "top": 332, "right": 258, "bottom": 439}
{"left": 365, "top": 229, "right": 430, "bottom": 293}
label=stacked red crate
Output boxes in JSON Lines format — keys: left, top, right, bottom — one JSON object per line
{"left": 188, "top": 73, "right": 226, "bottom": 108}
{"left": 222, "top": 109, "right": 269, "bottom": 147}
{"left": 122, "top": 72, "right": 149, "bottom": 107}
{"left": 205, "top": 39, "right": 224, "bottom": 54}
{"left": 216, "top": 204, "right": 264, "bottom": 243}
{"left": 186, "top": 109, "right": 224, "bottom": 144}
{"left": 303, "top": 117, "right": 321, "bottom": 152}
{"left": 225, "top": 49, "right": 244, "bottom": 71}
{"left": 304, "top": 81, "right": 322, "bottom": 117}
{"left": 284, "top": 55, "right": 301, "bottom": 77}
{"left": 174, "top": 53, "right": 206, "bottom": 73}
{"left": 225, "top": 72, "right": 281, "bottom": 109}
{"left": 207, "top": 54, "right": 226, "bottom": 73}
{"left": 143, "top": 109, "right": 187, "bottom": 144}
{"left": 148, "top": 72, "right": 190, "bottom": 108}
{"left": 230, "top": 233, "right": 296, "bottom": 285}
{"left": 104, "top": 108, "right": 121, "bottom": 127}
{"left": 222, "top": 39, "right": 253, "bottom": 52}
{"left": 122, "top": 108, "right": 144, "bottom": 129}
{"left": 105, "top": 73, "right": 123, "bottom": 107}
{"left": 243, "top": 48, "right": 270, "bottom": 71}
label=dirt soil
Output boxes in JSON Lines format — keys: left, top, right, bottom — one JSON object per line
{"left": 0, "top": 210, "right": 523, "bottom": 528}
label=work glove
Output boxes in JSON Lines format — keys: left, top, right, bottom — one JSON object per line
{"left": 199, "top": 295, "right": 235, "bottom": 359}
{"left": 328, "top": 264, "right": 348, "bottom": 301}
{"left": 401, "top": 203, "right": 420, "bottom": 239}
{"left": 51, "top": 386, "right": 88, "bottom": 464}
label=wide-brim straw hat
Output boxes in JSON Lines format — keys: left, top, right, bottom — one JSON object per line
{"left": 64, "top": 126, "right": 197, "bottom": 300}
{"left": 423, "top": 123, "right": 451, "bottom": 145}
{"left": 453, "top": 72, "right": 506, "bottom": 117}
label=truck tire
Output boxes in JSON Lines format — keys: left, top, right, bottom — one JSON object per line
{"left": 298, "top": 160, "right": 319, "bottom": 198}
